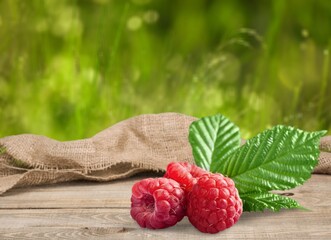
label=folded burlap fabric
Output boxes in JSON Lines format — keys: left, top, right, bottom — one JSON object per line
{"left": 0, "top": 113, "right": 330, "bottom": 195}
{"left": 315, "top": 136, "right": 331, "bottom": 174}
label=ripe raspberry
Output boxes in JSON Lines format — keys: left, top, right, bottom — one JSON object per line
{"left": 130, "top": 177, "right": 186, "bottom": 229}
{"left": 164, "top": 162, "right": 209, "bottom": 192}
{"left": 187, "top": 173, "right": 243, "bottom": 234}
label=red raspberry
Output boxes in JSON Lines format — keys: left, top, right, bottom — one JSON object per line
{"left": 164, "top": 162, "right": 209, "bottom": 192}
{"left": 187, "top": 173, "right": 243, "bottom": 234}
{"left": 130, "top": 177, "right": 186, "bottom": 229}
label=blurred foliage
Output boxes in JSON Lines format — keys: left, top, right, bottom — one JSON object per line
{"left": 0, "top": 0, "right": 330, "bottom": 140}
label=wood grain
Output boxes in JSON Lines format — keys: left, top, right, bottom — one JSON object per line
{"left": 0, "top": 174, "right": 330, "bottom": 239}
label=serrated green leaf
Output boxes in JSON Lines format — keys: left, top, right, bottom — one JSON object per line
{"left": 217, "top": 125, "right": 326, "bottom": 193}
{"left": 241, "top": 192, "right": 301, "bottom": 212}
{"left": 189, "top": 114, "right": 240, "bottom": 171}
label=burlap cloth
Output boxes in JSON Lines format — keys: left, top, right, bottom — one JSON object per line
{"left": 0, "top": 113, "right": 330, "bottom": 195}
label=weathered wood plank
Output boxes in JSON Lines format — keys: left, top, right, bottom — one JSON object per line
{"left": 0, "top": 174, "right": 155, "bottom": 209}
{"left": 0, "top": 175, "right": 330, "bottom": 239}
{"left": 0, "top": 175, "right": 330, "bottom": 209}
{"left": 0, "top": 209, "right": 330, "bottom": 239}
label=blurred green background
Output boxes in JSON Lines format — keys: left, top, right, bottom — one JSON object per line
{"left": 0, "top": 0, "right": 330, "bottom": 140}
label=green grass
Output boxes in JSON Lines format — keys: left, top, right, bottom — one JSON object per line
{"left": 0, "top": 0, "right": 330, "bottom": 140}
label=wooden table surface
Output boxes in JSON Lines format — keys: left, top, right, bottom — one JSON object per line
{"left": 0, "top": 173, "right": 330, "bottom": 239}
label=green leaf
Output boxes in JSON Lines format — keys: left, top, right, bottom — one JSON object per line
{"left": 241, "top": 192, "right": 301, "bottom": 212}
{"left": 189, "top": 114, "right": 241, "bottom": 171}
{"left": 217, "top": 125, "right": 326, "bottom": 193}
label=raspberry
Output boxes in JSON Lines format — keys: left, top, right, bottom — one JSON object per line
{"left": 187, "top": 173, "right": 243, "bottom": 234}
{"left": 164, "top": 162, "right": 209, "bottom": 192}
{"left": 130, "top": 177, "right": 186, "bottom": 229}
